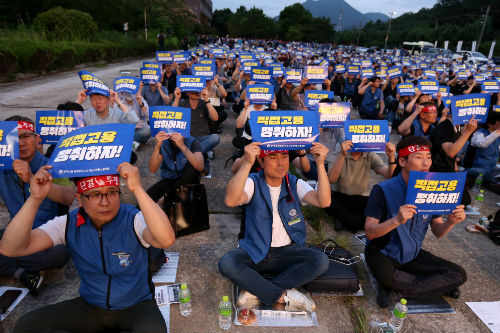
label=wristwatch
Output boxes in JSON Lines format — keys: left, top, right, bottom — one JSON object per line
{"left": 297, "top": 153, "right": 306, "bottom": 158}
{"left": 389, "top": 160, "right": 397, "bottom": 165}
{"left": 204, "top": 100, "right": 211, "bottom": 104}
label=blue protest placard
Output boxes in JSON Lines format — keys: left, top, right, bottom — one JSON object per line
{"left": 435, "top": 65, "right": 446, "bottom": 74}
{"left": 149, "top": 106, "right": 191, "bottom": 137}
{"left": 140, "top": 67, "right": 161, "bottom": 84}
{"left": 142, "top": 61, "right": 160, "bottom": 69}
{"left": 176, "top": 75, "right": 206, "bottom": 92}
{"left": 451, "top": 93, "right": 491, "bottom": 125}
{"left": 241, "top": 61, "right": 259, "bottom": 74}
{"left": 376, "top": 69, "right": 387, "bottom": 78}
{"left": 388, "top": 66, "right": 402, "bottom": 79}
{"left": 361, "top": 68, "right": 375, "bottom": 79}
{"left": 246, "top": 84, "right": 275, "bottom": 105}
{"left": 48, "top": 124, "right": 134, "bottom": 178}
{"left": 406, "top": 171, "right": 466, "bottom": 214}
{"left": 345, "top": 120, "right": 389, "bottom": 152}
{"left": 251, "top": 66, "right": 272, "bottom": 83}
{"left": 198, "top": 58, "right": 215, "bottom": 66}
{"left": 172, "top": 52, "right": 188, "bottom": 63}
{"left": 456, "top": 70, "right": 469, "bottom": 80}
{"left": 316, "top": 102, "right": 350, "bottom": 128}
{"left": 249, "top": 111, "right": 319, "bottom": 150}
{"left": 0, "top": 121, "right": 19, "bottom": 170}
{"left": 347, "top": 65, "right": 360, "bottom": 75}
{"left": 335, "top": 64, "right": 346, "bottom": 74}
{"left": 270, "top": 64, "right": 284, "bottom": 77}
{"left": 424, "top": 69, "right": 436, "bottom": 78}
{"left": 156, "top": 51, "right": 173, "bottom": 64}
{"left": 239, "top": 53, "right": 255, "bottom": 61}
{"left": 285, "top": 69, "right": 303, "bottom": 83}
{"left": 437, "top": 85, "right": 451, "bottom": 97}
{"left": 397, "top": 83, "right": 415, "bottom": 96}
{"left": 482, "top": 80, "right": 500, "bottom": 93}
{"left": 113, "top": 76, "right": 140, "bottom": 95}
{"left": 417, "top": 79, "right": 439, "bottom": 95}
{"left": 304, "top": 66, "right": 328, "bottom": 84}
{"left": 305, "top": 90, "right": 334, "bottom": 110}
{"left": 361, "top": 59, "right": 372, "bottom": 68}
{"left": 78, "top": 71, "right": 110, "bottom": 96}
{"left": 192, "top": 64, "right": 216, "bottom": 78}
{"left": 36, "top": 110, "right": 85, "bottom": 144}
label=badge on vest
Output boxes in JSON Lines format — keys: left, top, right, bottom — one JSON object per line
{"left": 289, "top": 209, "right": 297, "bottom": 217}
{"left": 112, "top": 252, "right": 132, "bottom": 267}
{"left": 288, "top": 217, "right": 301, "bottom": 226}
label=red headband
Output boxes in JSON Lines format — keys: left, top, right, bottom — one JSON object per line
{"left": 77, "top": 175, "right": 120, "bottom": 194}
{"left": 398, "top": 144, "right": 430, "bottom": 158}
{"left": 259, "top": 150, "right": 288, "bottom": 159}
{"left": 18, "top": 121, "right": 35, "bottom": 132}
{"left": 421, "top": 105, "right": 437, "bottom": 113}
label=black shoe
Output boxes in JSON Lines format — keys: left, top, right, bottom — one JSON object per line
{"left": 333, "top": 219, "right": 344, "bottom": 232}
{"left": 444, "top": 288, "right": 460, "bottom": 299}
{"left": 20, "top": 271, "right": 43, "bottom": 296}
{"left": 377, "top": 285, "right": 391, "bottom": 308}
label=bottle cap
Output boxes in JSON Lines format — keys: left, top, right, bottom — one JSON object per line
{"left": 400, "top": 298, "right": 407, "bottom": 305}
{"left": 222, "top": 295, "right": 229, "bottom": 302}
{"left": 480, "top": 190, "right": 484, "bottom": 193}
{"left": 479, "top": 174, "right": 483, "bottom": 176}
{"left": 181, "top": 283, "right": 187, "bottom": 290}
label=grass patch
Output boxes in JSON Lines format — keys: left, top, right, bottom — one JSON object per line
{"left": 346, "top": 298, "right": 372, "bottom": 333}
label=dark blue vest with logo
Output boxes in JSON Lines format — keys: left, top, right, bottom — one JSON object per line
{"left": 160, "top": 137, "right": 195, "bottom": 179}
{"left": 375, "top": 174, "right": 432, "bottom": 264}
{"left": 412, "top": 118, "right": 434, "bottom": 139}
{"left": 240, "top": 171, "right": 306, "bottom": 264}
{"left": 473, "top": 128, "right": 500, "bottom": 171}
{"left": 66, "top": 204, "right": 152, "bottom": 310}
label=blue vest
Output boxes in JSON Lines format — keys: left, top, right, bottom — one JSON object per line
{"left": 343, "top": 79, "right": 356, "bottom": 95}
{"left": 240, "top": 171, "right": 306, "bottom": 264}
{"left": 160, "top": 137, "right": 195, "bottom": 179}
{"left": 66, "top": 204, "right": 152, "bottom": 310}
{"left": 473, "top": 128, "right": 500, "bottom": 170}
{"left": 360, "top": 87, "right": 382, "bottom": 116}
{"left": 0, "top": 152, "right": 59, "bottom": 228}
{"left": 374, "top": 174, "right": 432, "bottom": 264}
{"left": 412, "top": 118, "right": 434, "bottom": 139}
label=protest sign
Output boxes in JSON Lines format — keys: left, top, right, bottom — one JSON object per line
{"left": 172, "top": 52, "right": 189, "bottom": 63}
{"left": 435, "top": 65, "right": 445, "bottom": 74}
{"left": 347, "top": 65, "right": 360, "bottom": 75}
{"left": 482, "top": 80, "right": 499, "bottom": 93}
{"left": 78, "top": 71, "right": 110, "bottom": 96}
{"left": 48, "top": 124, "right": 134, "bottom": 178}
{"left": 424, "top": 69, "right": 436, "bottom": 78}
{"left": 140, "top": 67, "right": 161, "bottom": 84}
{"left": 149, "top": 106, "right": 191, "bottom": 137}
{"left": 316, "top": 102, "right": 350, "bottom": 128}
{"left": 451, "top": 93, "right": 490, "bottom": 125}
{"left": 456, "top": 70, "right": 469, "bottom": 80}
{"left": 361, "top": 59, "right": 372, "bottom": 68}
{"left": 269, "top": 63, "right": 284, "bottom": 77}
{"left": 437, "top": 85, "right": 451, "bottom": 97}
{"left": 143, "top": 61, "right": 160, "bottom": 69}
{"left": 397, "top": 83, "right": 416, "bottom": 96}
{"left": 176, "top": 75, "right": 206, "bottom": 92}
{"left": 406, "top": 171, "right": 466, "bottom": 214}
{"left": 0, "top": 121, "right": 19, "bottom": 170}
{"left": 192, "top": 64, "right": 216, "bottom": 78}
{"left": 305, "top": 90, "right": 334, "bottom": 110}
{"left": 241, "top": 61, "right": 259, "bottom": 73}
{"left": 361, "top": 68, "right": 375, "bottom": 79}
{"left": 250, "top": 66, "right": 272, "bottom": 83}
{"left": 285, "top": 69, "right": 303, "bottom": 83}
{"left": 376, "top": 69, "right": 387, "bottom": 78}
{"left": 417, "top": 79, "right": 439, "bottom": 95}
{"left": 36, "top": 110, "right": 85, "bottom": 144}
{"left": 388, "top": 66, "right": 402, "bottom": 79}
{"left": 494, "top": 105, "right": 500, "bottom": 112}
{"left": 249, "top": 111, "right": 319, "bottom": 150}
{"left": 198, "top": 59, "right": 215, "bottom": 66}
{"left": 335, "top": 64, "right": 346, "bottom": 74}
{"left": 113, "top": 76, "right": 140, "bottom": 95}
{"left": 156, "top": 51, "right": 173, "bottom": 64}
{"left": 304, "top": 66, "right": 328, "bottom": 84}
{"left": 246, "top": 84, "right": 275, "bottom": 105}
{"left": 345, "top": 120, "right": 389, "bottom": 152}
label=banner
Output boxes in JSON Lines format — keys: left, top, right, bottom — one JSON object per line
{"left": 283, "top": 68, "right": 302, "bottom": 84}
{"left": 140, "top": 67, "right": 161, "bottom": 84}
{"left": 113, "top": 76, "right": 140, "bottom": 95}
{"left": 305, "top": 90, "right": 334, "bottom": 110}
{"left": 345, "top": 120, "right": 389, "bottom": 152}
{"left": 249, "top": 111, "right": 319, "bottom": 150}
{"left": 444, "top": 40, "right": 449, "bottom": 50}
{"left": 36, "top": 110, "right": 85, "bottom": 144}
{"left": 451, "top": 93, "right": 491, "bottom": 125}
{"left": 361, "top": 68, "right": 375, "bottom": 79}
{"left": 0, "top": 121, "right": 19, "bottom": 170}
{"left": 316, "top": 102, "right": 350, "bottom": 128}
{"left": 482, "top": 80, "right": 500, "bottom": 93}
{"left": 471, "top": 41, "right": 477, "bottom": 52}
{"left": 176, "top": 75, "right": 206, "bottom": 92}
{"left": 78, "top": 71, "right": 110, "bottom": 96}
{"left": 192, "top": 64, "right": 216, "bottom": 78}
{"left": 347, "top": 65, "right": 360, "bottom": 75}
{"left": 149, "top": 106, "right": 191, "bottom": 137}
{"left": 304, "top": 66, "right": 328, "bottom": 84}
{"left": 397, "top": 83, "right": 416, "bottom": 96}
{"left": 156, "top": 51, "right": 173, "bottom": 64}
{"left": 417, "top": 79, "right": 439, "bottom": 95}
{"left": 250, "top": 66, "right": 272, "bottom": 83}
{"left": 48, "top": 124, "right": 134, "bottom": 178}
{"left": 457, "top": 41, "right": 463, "bottom": 52}
{"left": 388, "top": 66, "right": 402, "bottom": 79}
{"left": 489, "top": 41, "right": 496, "bottom": 59}
{"left": 406, "top": 171, "right": 466, "bottom": 214}
{"left": 246, "top": 84, "right": 275, "bottom": 105}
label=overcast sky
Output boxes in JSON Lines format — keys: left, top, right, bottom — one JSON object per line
{"left": 213, "top": 0, "right": 438, "bottom": 18}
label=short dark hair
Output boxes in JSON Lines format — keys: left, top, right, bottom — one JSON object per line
{"left": 5, "top": 115, "right": 34, "bottom": 124}
{"left": 485, "top": 110, "right": 500, "bottom": 126}
{"left": 318, "top": 98, "right": 335, "bottom": 103}
{"left": 57, "top": 102, "right": 84, "bottom": 111}
{"left": 370, "top": 76, "right": 381, "bottom": 82}
{"left": 396, "top": 135, "right": 432, "bottom": 159}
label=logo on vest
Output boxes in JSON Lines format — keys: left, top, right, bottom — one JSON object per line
{"left": 112, "top": 252, "right": 132, "bottom": 267}
{"left": 289, "top": 209, "right": 297, "bottom": 217}
{"left": 422, "top": 214, "right": 429, "bottom": 220}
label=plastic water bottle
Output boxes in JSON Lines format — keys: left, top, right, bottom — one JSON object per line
{"left": 473, "top": 190, "right": 484, "bottom": 211}
{"left": 472, "top": 174, "right": 483, "bottom": 192}
{"left": 389, "top": 298, "right": 407, "bottom": 332}
{"left": 219, "top": 295, "right": 232, "bottom": 330}
{"left": 179, "top": 283, "right": 192, "bottom": 316}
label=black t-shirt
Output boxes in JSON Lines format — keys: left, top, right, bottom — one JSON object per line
{"left": 179, "top": 99, "right": 210, "bottom": 137}
{"left": 429, "top": 118, "right": 461, "bottom": 172}
{"left": 459, "top": 84, "right": 481, "bottom": 95}
{"left": 162, "top": 72, "right": 177, "bottom": 95}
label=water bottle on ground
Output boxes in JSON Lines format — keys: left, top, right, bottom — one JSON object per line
{"left": 179, "top": 283, "right": 192, "bottom": 316}
{"left": 472, "top": 174, "right": 483, "bottom": 192}
{"left": 219, "top": 295, "right": 232, "bottom": 330}
{"left": 389, "top": 298, "right": 407, "bottom": 332}
{"left": 473, "top": 190, "right": 484, "bottom": 211}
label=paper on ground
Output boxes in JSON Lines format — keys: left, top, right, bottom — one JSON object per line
{"left": 234, "top": 309, "right": 319, "bottom": 327}
{"left": 152, "top": 252, "right": 179, "bottom": 284}
{"left": 466, "top": 301, "right": 500, "bottom": 333}
{"left": 0, "top": 287, "right": 29, "bottom": 321}
{"left": 155, "top": 283, "right": 181, "bottom": 306}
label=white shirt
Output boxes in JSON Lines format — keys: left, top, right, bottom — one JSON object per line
{"left": 243, "top": 178, "right": 314, "bottom": 247}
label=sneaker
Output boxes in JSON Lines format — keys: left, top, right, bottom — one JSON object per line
{"left": 376, "top": 285, "right": 391, "bottom": 308}
{"left": 284, "top": 289, "right": 316, "bottom": 312}
{"left": 237, "top": 290, "right": 260, "bottom": 309}
{"left": 20, "top": 271, "right": 43, "bottom": 296}
{"left": 207, "top": 150, "right": 215, "bottom": 160}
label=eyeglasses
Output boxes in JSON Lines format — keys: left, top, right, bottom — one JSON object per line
{"left": 18, "top": 133, "right": 36, "bottom": 140}
{"left": 81, "top": 190, "right": 121, "bottom": 202}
